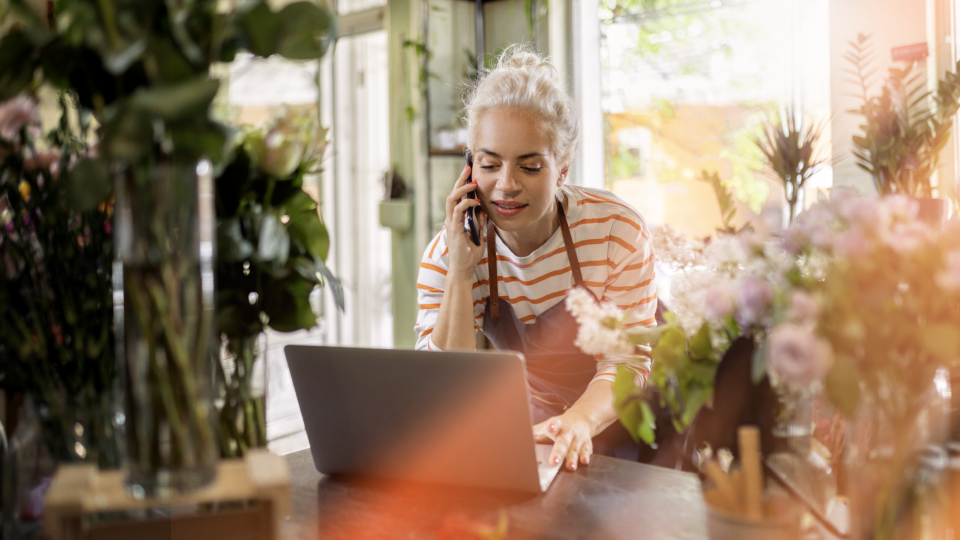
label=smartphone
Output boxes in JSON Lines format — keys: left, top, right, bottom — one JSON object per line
{"left": 464, "top": 150, "right": 481, "bottom": 246}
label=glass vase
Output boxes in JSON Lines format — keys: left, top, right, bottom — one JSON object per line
{"left": 114, "top": 160, "right": 218, "bottom": 497}
{"left": 844, "top": 370, "right": 951, "bottom": 540}
{"left": 217, "top": 333, "right": 267, "bottom": 457}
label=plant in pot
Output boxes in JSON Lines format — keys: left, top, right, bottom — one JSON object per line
{"left": 215, "top": 110, "right": 343, "bottom": 457}
{"left": 753, "top": 111, "right": 831, "bottom": 227}
{"left": 379, "top": 167, "right": 412, "bottom": 233}
{"left": 846, "top": 33, "right": 960, "bottom": 227}
{"left": 0, "top": 0, "right": 334, "bottom": 496}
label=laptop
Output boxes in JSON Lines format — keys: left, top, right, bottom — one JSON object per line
{"left": 284, "top": 345, "right": 563, "bottom": 493}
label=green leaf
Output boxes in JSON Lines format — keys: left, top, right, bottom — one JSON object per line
{"left": 651, "top": 327, "right": 689, "bottom": 370}
{"left": 217, "top": 218, "right": 254, "bottom": 263}
{"left": 257, "top": 214, "right": 290, "bottom": 264}
{"left": 260, "top": 277, "right": 316, "bottom": 332}
{"left": 752, "top": 338, "right": 767, "bottom": 384}
{"left": 283, "top": 191, "right": 329, "bottom": 260}
{"left": 237, "top": 2, "right": 280, "bottom": 57}
{"left": 0, "top": 31, "right": 37, "bottom": 99}
{"left": 64, "top": 157, "right": 111, "bottom": 212}
{"left": 274, "top": 2, "right": 336, "bottom": 60}
{"left": 99, "top": 105, "right": 153, "bottom": 161}
{"left": 680, "top": 385, "right": 712, "bottom": 427}
{"left": 689, "top": 322, "right": 713, "bottom": 361}
{"left": 131, "top": 77, "right": 220, "bottom": 121}
{"left": 169, "top": 122, "right": 229, "bottom": 164}
{"left": 314, "top": 256, "right": 344, "bottom": 312}
{"left": 824, "top": 355, "right": 861, "bottom": 415}
{"left": 638, "top": 401, "right": 656, "bottom": 445}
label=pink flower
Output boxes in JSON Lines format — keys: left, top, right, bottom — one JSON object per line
{"left": 766, "top": 323, "right": 834, "bottom": 387}
{"left": 838, "top": 197, "right": 882, "bottom": 232}
{"left": 882, "top": 221, "right": 934, "bottom": 253}
{"left": 736, "top": 276, "right": 772, "bottom": 324}
{"left": 704, "top": 282, "right": 737, "bottom": 321}
{"left": 0, "top": 97, "right": 38, "bottom": 142}
{"left": 787, "top": 291, "right": 819, "bottom": 323}
{"left": 833, "top": 228, "right": 869, "bottom": 259}
{"left": 936, "top": 250, "right": 960, "bottom": 290}
{"left": 23, "top": 150, "right": 60, "bottom": 180}
{"left": 882, "top": 195, "right": 920, "bottom": 223}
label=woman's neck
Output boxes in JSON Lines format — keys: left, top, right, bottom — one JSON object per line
{"left": 497, "top": 198, "right": 562, "bottom": 258}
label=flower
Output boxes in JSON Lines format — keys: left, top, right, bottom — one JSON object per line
{"left": 0, "top": 97, "right": 38, "bottom": 142}
{"left": 736, "top": 276, "right": 772, "bottom": 325}
{"left": 704, "top": 282, "right": 736, "bottom": 321}
{"left": 936, "top": 250, "right": 960, "bottom": 290}
{"left": 787, "top": 291, "right": 819, "bottom": 324}
{"left": 23, "top": 150, "right": 61, "bottom": 180}
{"left": 833, "top": 228, "right": 869, "bottom": 259}
{"left": 565, "top": 287, "right": 633, "bottom": 357}
{"left": 766, "top": 322, "right": 834, "bottom": 387}
{"left": 245, "top": 127, "right": 305, "bottom": 178}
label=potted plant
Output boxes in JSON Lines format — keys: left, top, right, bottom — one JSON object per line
{"left": 379, "top": 167, "right": 412, "bottom": 233}
{"left": 846, "top": 33, "right": 960, "bottom": 227}
{"left": 215, "top": 111, "right": 343, "bottom": 457}
{"left": 753, "top": 112, "right": 831, "bottom": 227}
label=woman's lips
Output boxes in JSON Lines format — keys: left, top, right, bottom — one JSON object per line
{"left": 492, "top": 200, "right": 528, "bottom": 216}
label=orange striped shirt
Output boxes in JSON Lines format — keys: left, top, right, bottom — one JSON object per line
{"left": 414, "top": 185, "right": 656, "bottom": 385}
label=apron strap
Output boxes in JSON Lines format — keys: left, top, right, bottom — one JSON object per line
{"left": 487, "top": 218, "right": 500, "bottom": 319}
{"left": 486, "top": 197, "right": 583, "bottom": 320}
{"left": 557, "top": 202, "right": 585, "bottom": 288}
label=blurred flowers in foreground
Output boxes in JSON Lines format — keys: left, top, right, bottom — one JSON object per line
{"left": 243, "top": 109, "right": 329, "bottom": 179}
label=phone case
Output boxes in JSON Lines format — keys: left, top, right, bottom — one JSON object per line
{"left": 464, "top": 151, "right": 481, "bottom": 246}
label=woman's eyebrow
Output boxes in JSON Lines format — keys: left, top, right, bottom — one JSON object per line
{"left": 477, "top": 148, "right": 545, "bottom": 160}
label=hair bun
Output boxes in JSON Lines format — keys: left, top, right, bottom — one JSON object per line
{"left": 497, "top": 45, "right": 560, "bottom": 84}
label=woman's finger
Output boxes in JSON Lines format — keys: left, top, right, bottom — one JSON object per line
{"left": 565, "top": 440, "right": 581, "bottom": 471}
{"left": 532, "top": 417, "right": 561, "bottom": 443}
{"left": 578, "top": 440, "right": 593, "bottom": 466}
{"left": 445, "top": 165, "right": 472, "bottom": 219}
{"left": 549, "top": 429, "right": 574, "bottom": 467}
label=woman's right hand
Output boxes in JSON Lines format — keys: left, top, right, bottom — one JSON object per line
{"left": 444, "top": 164, "right": 487, "bottom": 278}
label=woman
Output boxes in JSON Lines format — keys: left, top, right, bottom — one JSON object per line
{"left": 415, "top": 46, "right": 656, "bottom": 471}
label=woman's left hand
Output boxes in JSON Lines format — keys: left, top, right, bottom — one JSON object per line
{"left": 533, "top": 412, "right": 594, "bottom": 471}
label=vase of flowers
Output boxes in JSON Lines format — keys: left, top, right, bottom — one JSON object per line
{"left": 214, "top": 110, "right": 342, "bottom": 457}
{"left": 114, "top": 160, "right": 219, "bottom": 496}
{"left": 780, "top": 191, "right": 960, "bottom": 539}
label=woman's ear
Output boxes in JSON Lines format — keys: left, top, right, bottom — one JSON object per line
{"left": 558, "top": 165, "right": 570, "bottom": 187}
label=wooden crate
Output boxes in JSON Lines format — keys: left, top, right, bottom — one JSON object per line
{"left": 44, "top": 450, "right": 290, "bottom": 540}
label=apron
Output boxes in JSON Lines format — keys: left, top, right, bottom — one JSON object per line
{"left": 481, "top": 201, "right": 640, "bottom": 461}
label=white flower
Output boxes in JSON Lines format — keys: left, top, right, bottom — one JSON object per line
{"left": 766, "top": 322, "right": 834, "bottom": 387}
{"left": 565, "top": 287, "right": 633, "bottom": 357}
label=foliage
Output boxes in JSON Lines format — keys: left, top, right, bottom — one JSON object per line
{"left": 845, "top": 33, "right": 960, "bottom": 197}
{"left": 753, "top": 111, "right": 830, "bottom": 223}
{"left": 613, "top": 313, "right": 728, "bottom": 444}
{"left": 0, "top": 93, "right": 121, "bottom": 466}
{"left": 0, "top": 0, "right": 337, "bottom": 467}
{"left": 599, "top": 0, "right": 738, "bottom": 78}
{"left": 215, "top": 111, "right": 343, "bottom": 456}
{"left": 698, "top": 169, "right": 739, "bottom": 234}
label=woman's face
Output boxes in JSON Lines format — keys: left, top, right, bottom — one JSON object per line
{"left": 473, "top": 108, "right": 564, "bottom": 237}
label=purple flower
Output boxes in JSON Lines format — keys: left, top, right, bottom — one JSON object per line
{"left": 736, "top": 276, "right": 772, "bottom": 324}
{"left": 766, "top": 322, "right": 834, "bottom": 387}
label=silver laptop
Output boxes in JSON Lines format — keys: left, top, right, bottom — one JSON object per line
{"left": 284, "top": 345, "right": 562, "bottom": 493}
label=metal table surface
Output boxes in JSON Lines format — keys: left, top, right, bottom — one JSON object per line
{"left": 283, "top": 448, "right": 709, "bottom": 540}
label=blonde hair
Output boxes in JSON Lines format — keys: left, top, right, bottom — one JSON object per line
{"left": 463, "top": 45, "right": 579, "bottom": 167}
